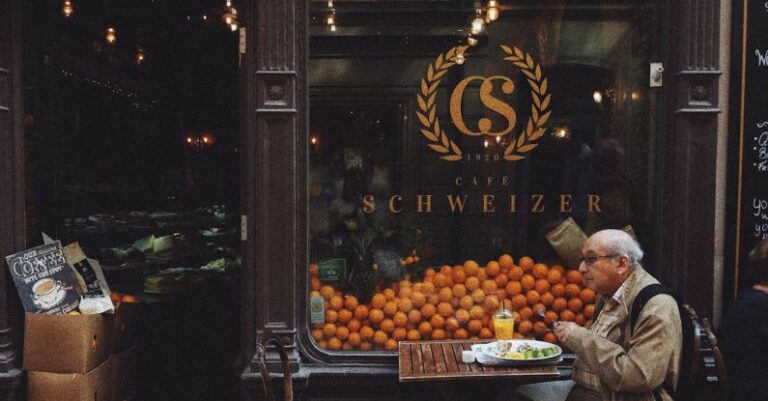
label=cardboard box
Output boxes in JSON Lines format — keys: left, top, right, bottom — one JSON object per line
{"left": 110, "top": 345, "right": 137, "bottom": 401}
{"left": 112, "top": 302, "right": 141, "bottom": 352}
{"left": 28, "top": 356, "right": 112, "bottom": 401}
{"left": 24, "top": 313, "right": 113, "bottom": 374}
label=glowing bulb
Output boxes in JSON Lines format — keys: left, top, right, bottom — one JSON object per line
{"left": 310, "top": 135, "right": 319, "bottom": 145}
{"left": 62, "top": 0, "right": 74, "bottom": 17}
{"left": 105, "top": 27, "right": 117, "bottom": 45}
{"left": 467, "top": 35, "right": 479, "bottom": 47}
{"left": 229, "top": 22, "right": 239, "bottom": 31}
{"left": 327, "top": 0, "right": 333, "bottom": 6}
{"left": 592, "top": 90, "right": 603, "bottom": 104}
{"left": 135, "top": 47, "right": 146, "bottom": 65}
{"left": 470, "top": 16, "right": 485, "bottom": 35}
{"left": 327, "top": 14, "right": 335, "bottom": 25}
{"left": 495, "top": 135, "right": 501, "bottom": 143}
{"left": 483, "top": 139, "right": 490, "bottom": 148}
{"left": 329, "top": 24, "right": 337, "bottom": 32}
{"left": 631, "top": 91, "right": 640, "bottom": 101}
{"left": 202, "top": 14, "right": 208, "bottom": 21}
{"left": 486, "top": 1, "right": 499, "bottom": 22}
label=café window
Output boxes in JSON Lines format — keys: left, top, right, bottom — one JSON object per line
{"left": 307, "top": 1, "right": 664, "bottom": 353}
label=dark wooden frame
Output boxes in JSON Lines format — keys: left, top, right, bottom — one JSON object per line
{"left": 239, "top": 0, "right": 723, "bottom": 400}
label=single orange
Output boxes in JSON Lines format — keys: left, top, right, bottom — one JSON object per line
{"left": 319, "top": 285, "right": 335, "bottom": 300}
{"left": 348, "top": 332, "right": 362, "bottom": 346}
{"left": 399, "top": 287, "right": 413, "bottom": 299}
{"left": 533, "top": 321, "right": 548, "bottom": 337}
{"left": 424, "top": 268, "right": 436, "bottom": 278}
{"left": 465, "top": 276, "right": 481, "bottom": 291}
{"left": 478, "top": 327, "right": 494, "bottom": 339}
{"left": 452, "top": 283, "right": 468, "bottom": 298}
{"left": 476, "top": 269, "right": 488, "bottom": 281}
{"left": 486, "top": 261, "right": 501, "bottom": 277}
{"left": 373, "top": 330, "right": 388, "bottom": 345}
{"left": 433, "top": 273, "right": 450, "bottom": 288}
{"left": 566, "top": 270, "right": 584, "bottom": 285}
{"left": 580, "top": 288, "right": 596, "bottom": 304}
{"left": 380, "top": 319, "right": 395, "bottom": 334}
{"left": 347, "top": 318, "right": 361, "bottom": 333}
{"left": 411, "top": 292, "right": 427, "bottom": 308}
{"left": 494, "top": 273, "right": 509, "bottom": 288}
{"left": 407, "top": 309, "right": 422, "bottom": 324}
{"left": 469, "top": 305, "right": 485, "bottom": 319}
{"left": 418, "top": 321, "right": 433, "bottom": 337}
{"left": 398, "top": 298, "right": 414, "bottom": 313}
{"left": 432, "top": 329, "right": 447, "bottom": 340}
{"left": 559, "top": 310, "right": 575, "bottom": 322}
{"left": 543, "top": 331, "right": 558, "bottom": 344}
{"left": 540, "top": 292, "right": 555, "bottom": 306}
{"left": 428, "top": 294, "right": 440, "bottom": 306}
{"left": 544, "top": 311, "right": 558, "bottom": 326}
{"left": 574, "top": 313, "right": 587, "bottom": 326}
{"left": 498, "top": 254, "right": 514, "bottom": 270}
{"left": 455, "top": 309, "right": 471, "bottom": 324}
{"left": 532, "top": 263, "right": 549, "bottom": 279}
{"left": 385, "top": 338, "right": 398, "bottom": 351}
{"left": 420, "top": 303, "right": 437, "bottom": 319}
{"left": 481, "top": 280, "right": 498, "bottom": 294}
{"left": 337, "top": 309, "right": 353, "bottom": 324}
{"left": 383, "top": 301, "right": 398, "bottom": 316}
{"left": 438, "top": 287, "right": 453, "bottom": 303}
{"left": 369, "top": 309, "right": 385, "bottom": 324}
{"left": 328, "top": 295, "right": 344, "bottom": 311}
{"left": 344, "top": 295, "right": 360, "bottom": 311}
{"left": 511, "top": 294, "right": 528, "bottom": 309}
{"left": 392, "top": 311, "right": 408, "bottom": 327}
{"left": 430, "top": 314, "right": 446, "bottom": 329}
{"left": 546, "top": 269, "right": 563, "bottom": 285}
{"left": 568, "top": 298, "right": 583, "bottom": 313}
{"left": 565, "top": 284, "right": 582, "bottom": 299}
{"left": 354, "top": 305, "right": 369, "bottom": 321}
{"left": 505, "top": 281, "right": 523, "bottom": 297}
{"left": 437, "top": 302, "right": 454, "bottom": 317}
{"left": 520, "top": 275, "right": 536, "bottom": 291}
{"left": 392, "top": 328, "right": 407, "bottom": 341}
{"left": 519, "top": 306, "right": 533, "bottom": 321}
{"left": 359, "top": 341, "right": 372, "bottom": 351}
{"left": 311, "top": 329, "right": 324, "bottom": 342}
{"left": 445, "top": 317, "right": 461, "bottom": 332}
{"left": 583, "top": 304, "right": 595, "bottom": 319}
{"left": 327, "top": 337, "right": 343, "bottom": 350}
{"left": 459, "top": 295, "right": 474, "bottom": 310}
{"left": 452, "top": 267, "right": 467, "bottom": 284}
{"left": 508, "top": 266, "right": 524, "bottom": 281}
{"left": 467, "top": 319, "right": 483, "bottom": 335}
{"left": 407, "top": 329, "right": 421, "bottom": 341}
{"left": 526, "top": 290, "right": 541, "bottom": 306}
{"left": 471, "top": 288, "right": 486, "bottom": 304}
{"left": 421, "top": 281, "right": 436, "bottom": 295}
{"left": 551, "top": 283, "right": 566, "bottom": 298}
{"left": 336, "top": 326, "right": 350, "bottom": 340}
{"left": 552, "top": 297, "right": 568, "bottom": 312}
{"left": 325, "top": 310, "right": 338, "bottom": 323}
{"left": 310, "top": 277, "right": 321, "bottom": 291}
{"left": 454, "top": 328, "right": 469, "bottom": 339}
{"left": 383, "top": 288, "right": 397, "bottom": 301}
{"left": 534, "top": 279, "right": 551, "bottom": 294}
{"left": 322, "top": 323, "right": 337, "bottom": 339}
{"left": 463, "top": 260, "right": 480, "bottom": 276}
{"left": 517, "top": 320, "right": 533, "bottom": 336}
{"left": 483, "top": 295, "right": 500, "bottom": 312}
{"left": 518, "top": 256, "right": 535, "bottom": 273}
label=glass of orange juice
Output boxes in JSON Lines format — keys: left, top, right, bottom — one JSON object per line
{"left": 493, "top": 303, "right": 514, "bottom": 341}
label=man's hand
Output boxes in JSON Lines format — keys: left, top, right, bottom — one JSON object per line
{"left": 553, "top": 321, "right": 579, "bottom": 345}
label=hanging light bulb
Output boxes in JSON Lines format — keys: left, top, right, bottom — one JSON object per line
{"left": 135, "top": 47, "right": 146, "bottom": 65}
{"left": 62, "top": 0, "right": 74, "bottom": 18}
{"left": 592, "top": 90, "right": 603, "bottom": 104}
{"left": 470, "top": 9, "right": 486, "bottom": 35}
{"left": 495, "top": 135, "right": 501, "bottom": 143}
{"left": 486, "top": 1, "right": 500, "bottom": 22}
{"left": 105, "top": 27, "right": 117, "bottom": 45}
{"left": 326, "top": 8, "right": 337, "bottom": 32}
{"left": 467, "top": 34, "right": 479, "bottom": 47}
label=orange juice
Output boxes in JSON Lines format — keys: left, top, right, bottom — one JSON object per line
{"left": 493, "top": 315, "right": 514, "bottom": 340}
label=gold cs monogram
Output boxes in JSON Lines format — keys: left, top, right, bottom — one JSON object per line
{"left": 449, "top": 76, "right": 517, "bottom": 137}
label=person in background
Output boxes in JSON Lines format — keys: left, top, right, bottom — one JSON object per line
{"left": 516, "top": 229, "right": 681, "bottom": 401}
{"left": 718, "top": 238, "right": 768, "bottom": 401}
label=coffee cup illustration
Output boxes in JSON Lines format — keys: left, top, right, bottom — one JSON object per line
{"left": 32, "top": 278, "right": 65, "bottom": 308}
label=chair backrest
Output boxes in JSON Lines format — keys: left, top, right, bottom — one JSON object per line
{"left": 255, "top": 331, "right": 294, "bottom": 401}
{"left": 680, "top": 304, "right": 727, "bottom": 401}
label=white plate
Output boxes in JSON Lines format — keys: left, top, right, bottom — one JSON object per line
{"left": 474, "top": 340, "right": 562, "bottom": 365}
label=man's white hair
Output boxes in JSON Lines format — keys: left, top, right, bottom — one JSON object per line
{"left": 591, "top": 229, "right": 644, "bottom": 265}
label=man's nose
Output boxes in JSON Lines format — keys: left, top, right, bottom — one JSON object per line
{"left": 578, "top": 261, "right": 587, "bottom": 274}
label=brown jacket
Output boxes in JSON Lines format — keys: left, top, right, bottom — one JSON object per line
{"left": 566, "top": 265, "right": 682, "bottom": 401}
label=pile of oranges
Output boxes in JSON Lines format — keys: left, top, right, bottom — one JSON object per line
{"left": 309, "top": 254, "right": 596, "bottom": 352}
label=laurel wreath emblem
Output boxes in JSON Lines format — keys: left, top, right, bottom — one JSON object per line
{"left": 416, "top": 45, "right": 551, "bottom": 162}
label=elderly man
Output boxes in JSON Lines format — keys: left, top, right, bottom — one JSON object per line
{"left": 517, "top": 229, "right": 682, "bottom": 401}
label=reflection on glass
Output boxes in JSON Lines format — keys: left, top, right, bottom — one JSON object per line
{"left": 308, "top": 1, "right": 662, "bottom": 353}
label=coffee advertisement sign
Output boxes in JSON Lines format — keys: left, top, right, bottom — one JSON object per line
{"left": 5, "top": 242, "right": 81, "bottom": 314}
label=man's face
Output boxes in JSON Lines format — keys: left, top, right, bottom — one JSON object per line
{"left": 578, "top": 238, "right": 630, "bottom": 296}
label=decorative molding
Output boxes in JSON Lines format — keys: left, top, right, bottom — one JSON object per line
{"left": 692, "top": 85, "right": 709, "bottom": 101}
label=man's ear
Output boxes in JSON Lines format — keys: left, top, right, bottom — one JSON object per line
{"left": 616, "top": 255, "right": 632, "bottom": 275}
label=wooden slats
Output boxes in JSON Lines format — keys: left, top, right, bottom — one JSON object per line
{"left": 398, "top": 340, "right": 560, "bottom": 382}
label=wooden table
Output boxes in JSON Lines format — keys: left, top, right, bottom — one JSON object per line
{"left": 399, "top": 340, "right": 561, "bottom": 382}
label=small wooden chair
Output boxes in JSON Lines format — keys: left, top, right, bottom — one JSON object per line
{"left": 682, "top": 305, "right": 728, "bottom": 401}
{"left": 255, "top": 331, "right": 294, "bottom": 401}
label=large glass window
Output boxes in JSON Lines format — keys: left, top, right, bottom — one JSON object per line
{"left": 307, "top": 0, "right": 663, "bottom": 353}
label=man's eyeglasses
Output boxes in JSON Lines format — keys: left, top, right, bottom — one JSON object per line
{"left": 580, "top": 254, "right": 620, "bottom": 266}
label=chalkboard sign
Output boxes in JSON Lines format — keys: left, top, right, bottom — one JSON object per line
{"left": 733, "top": 0, "right": 768, "bottom": 292}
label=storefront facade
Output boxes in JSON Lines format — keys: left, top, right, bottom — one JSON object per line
{"left": 0, "top": 0, "right": 739, "bottom": 400}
